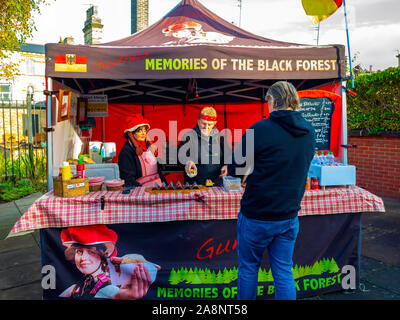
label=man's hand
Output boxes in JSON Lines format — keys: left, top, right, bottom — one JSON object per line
{"left": 185, "top": 161, "right": 197, "bottom": 175}
{"left": 219, "top": 165, "right": 228, "bottom": 177}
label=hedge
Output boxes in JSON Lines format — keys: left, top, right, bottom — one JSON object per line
{"left": 347, "top": 66, "right": 400, "bottom": 135}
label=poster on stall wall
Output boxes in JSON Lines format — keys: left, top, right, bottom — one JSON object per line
{"left": 52, "top": 120, "right": 83, "bottom": 173}
{"left": 41, "top": 214, "right": 361, "bottom": 300}
{"left": 80, "top": 94, "right": 108, "bottom": 117}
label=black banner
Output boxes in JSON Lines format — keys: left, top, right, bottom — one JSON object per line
{"left": 41, "top": 213, "right": 361, "bottom": 300}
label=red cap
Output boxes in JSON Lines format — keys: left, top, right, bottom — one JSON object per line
{"left": 61, "top": 225, "right": 118, "bottom": 257}
{"left": 124, "top": 113, "right": 150, "bottom": 134}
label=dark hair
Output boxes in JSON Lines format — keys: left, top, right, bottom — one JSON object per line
{"left": 64, "top": 243, "right": 108, "bottom": 262}
{"left": 266, "top": 81, "right": 299, "bottom": 111}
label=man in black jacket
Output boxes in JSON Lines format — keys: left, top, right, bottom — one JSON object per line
{"left": 228, "top": 81, "right": 315, "bottom": 300}
{"left": 178, "top": 107, "right": 229, "bottom": 185}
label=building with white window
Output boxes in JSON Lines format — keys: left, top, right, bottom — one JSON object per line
{"left": 0, "top": 43, "right": 46, "bottom": 103}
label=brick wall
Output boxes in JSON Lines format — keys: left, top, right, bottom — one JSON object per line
{"left": 348, "top": 136, "right": 400, "bottom": 199}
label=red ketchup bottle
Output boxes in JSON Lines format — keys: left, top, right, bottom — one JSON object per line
{"left": 77, "top": 157, "right": 85, "bottom": 179}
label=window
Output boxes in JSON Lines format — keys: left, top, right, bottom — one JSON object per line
{"left": 26, "top": 58, "right": 35, "bottom": 75}
{"left": 0, "top": 85, "right": 10, "bottom": 101}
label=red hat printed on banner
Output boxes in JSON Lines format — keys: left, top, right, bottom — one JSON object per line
{"left": 61, "top": 225, "right": 118, "bottom": 258}
{"left": 162, "top": 20, "right": 203, "bottom": 35}
{"left": 124, "top": 113, "right": 150, "bottom": 134}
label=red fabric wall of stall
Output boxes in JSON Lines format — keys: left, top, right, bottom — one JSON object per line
{"left": 91, "top": 89, "right": 342, "bottom": 183}
{"left": 91, "top": 102, "right": 267, "bottom": 162}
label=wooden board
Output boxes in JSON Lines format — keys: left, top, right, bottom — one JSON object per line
{"left": 145, "top": 186, "right": 208, "bottom": 194}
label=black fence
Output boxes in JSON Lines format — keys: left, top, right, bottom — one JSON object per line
{"left": 0, "top": 100, "right": 47, "bottom": 184}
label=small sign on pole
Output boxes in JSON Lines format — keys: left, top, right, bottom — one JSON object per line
{"left": 80, "top": 94, "right": 108, "bottom": 117}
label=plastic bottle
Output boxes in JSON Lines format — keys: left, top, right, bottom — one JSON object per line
{"left": 76, "top": 155, "right": 85, "bottom": 179}
{"left": 311, "top": 151, "right": 319, "bottom": 165}
{"left": 61, "top": 161, "right": 72, "bottom": 181}
{"left": 318, "top": 151, "right": 326, "bottom": 166}
{"left": 326, "top": 152, "right": 335, "bottom": 165}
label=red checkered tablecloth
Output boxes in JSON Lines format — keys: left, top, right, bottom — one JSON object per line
{"left": 9, "top": 185, "right": 385, "bottom": 237}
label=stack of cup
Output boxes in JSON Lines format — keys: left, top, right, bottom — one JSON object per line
{"left": 88, "top": 176, "right": 105, "bottom": 192}
{"left": 105, "top": 179, "right": 125, "bottom": 191}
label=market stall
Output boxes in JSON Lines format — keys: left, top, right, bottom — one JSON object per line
{"left": 10, "top": 186, "right": 384, "bottom": 299}
{"left": 9, "top": 0, "right": 385, "bottom": 300}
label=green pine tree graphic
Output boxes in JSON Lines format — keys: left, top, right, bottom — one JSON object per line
{"left": 169, "top": 258, "right": 341, "bottom": 285}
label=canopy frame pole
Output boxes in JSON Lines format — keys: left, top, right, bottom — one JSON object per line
{"left": 343, "top": 0, "right": 354, "bottom": 88}
{"left": 45, "top": 77, "right": 54, "bottom": 191}
{"left": 89, "top": 81, "right": 137, "bottom": 94}
{"left": 341, "top": 80, "right": 348, "bottom": 164}
{"left": 226, "top": 86, "right": 261, "bottom": 101}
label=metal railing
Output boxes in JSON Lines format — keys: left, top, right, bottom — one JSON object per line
{"left": 0, "top": 97, "right": 47, "bottom": 184}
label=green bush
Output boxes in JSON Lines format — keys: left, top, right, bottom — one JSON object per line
{"left": 0, "top": 150, "right": 47, "bottom": 202}
{"left": 0, "top": 179, "right": 35, "bottom": 202}
{"left": 347, "top": 66, "right": 400, "bottom": 135}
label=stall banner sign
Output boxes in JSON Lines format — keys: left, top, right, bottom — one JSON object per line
{"left": 80, "top": 94, "right": 108, "bottom": 117}
{"left": 41, "top": 214, "right": 361, "bottom": 300}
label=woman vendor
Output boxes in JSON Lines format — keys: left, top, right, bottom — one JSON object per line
{"left": 118, "top": 113, "right": 166, "bottom": 187}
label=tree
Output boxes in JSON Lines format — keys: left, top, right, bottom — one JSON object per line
{"left": 0, "top": 0, "right": 49, "bottom": 80}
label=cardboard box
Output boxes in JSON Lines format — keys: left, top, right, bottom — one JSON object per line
{"left": 53, "top": 177, "right": 89, "bottom": 197}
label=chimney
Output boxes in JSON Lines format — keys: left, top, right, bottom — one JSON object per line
{"left": 131, "top": 0, "right": 149, "bottom": 34}
{"left": 63, "top": 37, "right": 74, "bottom": 44}
{"left": 397, "top": 53, "right": 400, "bottom": 67}
{"left": 82, "top": 5, "right": 103, "bottom": 44}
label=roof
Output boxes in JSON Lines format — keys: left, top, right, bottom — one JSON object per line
{"left": 20, "top": 43, "right": 45, "bottom": 54}
{"left": 45, "top": 0, "right": 345, "bottom": 103}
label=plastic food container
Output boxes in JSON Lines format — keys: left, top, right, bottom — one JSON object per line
{"left": 108, "top": 254, "right": 160, "bottom": 286}
{"left": 105, "top": 179, "right": 124, "bottom": 191}
{"left": 222, "top": 176, "right": 242, "bottom": 192}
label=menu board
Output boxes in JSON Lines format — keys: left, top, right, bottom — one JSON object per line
{"left": 298, "top": 97, "right": 335, "bottom": 150}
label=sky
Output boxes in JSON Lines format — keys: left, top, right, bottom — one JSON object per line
{"left": 30, "top": 0, "right": 400, "bottom": 71}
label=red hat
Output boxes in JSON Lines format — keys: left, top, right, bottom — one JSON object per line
{"left": 162, "top": 20, "right": 202, "bottom": 34}
{"left": 61, "top": 225, "right": 118, "bottom": 258}
{"left": 124, "top": 113, "right": 150, "bottom": 134}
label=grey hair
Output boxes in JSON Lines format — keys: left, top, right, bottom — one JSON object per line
{"left": 266, "top": 81, "right": 300, "bottom": 111}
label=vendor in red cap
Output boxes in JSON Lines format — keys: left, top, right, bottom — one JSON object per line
{"left": 118, "top": 113, "right": 166, "bottom": 187}
{"left": 59, "top": 225, "right": 152, "bottom": 300}
{"left": 178, "top": 106, "right": 229, "bottom": 186}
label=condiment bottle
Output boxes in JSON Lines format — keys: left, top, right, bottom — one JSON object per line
{"left": 77, "top": 155, "right": 85, "bottom": 179}
{"left": 61, "top": 161, "right": 72, "bottom": 181}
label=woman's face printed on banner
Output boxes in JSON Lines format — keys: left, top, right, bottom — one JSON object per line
{"left": 74, "top": 246, "right": 102, "bottom": 275}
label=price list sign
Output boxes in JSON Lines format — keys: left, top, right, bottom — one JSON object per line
{"left": 298, "top": 97, "right": 335, "bottom": 150}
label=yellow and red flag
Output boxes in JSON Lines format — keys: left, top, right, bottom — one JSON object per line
{"left": 302, "top": 0, "right": 343, "bottom": 24}
{"left": 54, "top": 54, "right": 87, "bottom": 72}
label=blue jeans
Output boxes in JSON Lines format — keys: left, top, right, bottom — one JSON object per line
{"left": 237, "top": 212, "right": 299, "bottom": 300}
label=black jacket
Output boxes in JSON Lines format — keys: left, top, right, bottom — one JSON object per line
{"left": 178, "top": 125, "right": 230, "bottom": 186}
{"left": 228, "top": 110, "right": 315, "bottom": 221}
{"left": 118, "top": 139, "right": 166, "bottom": 187}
